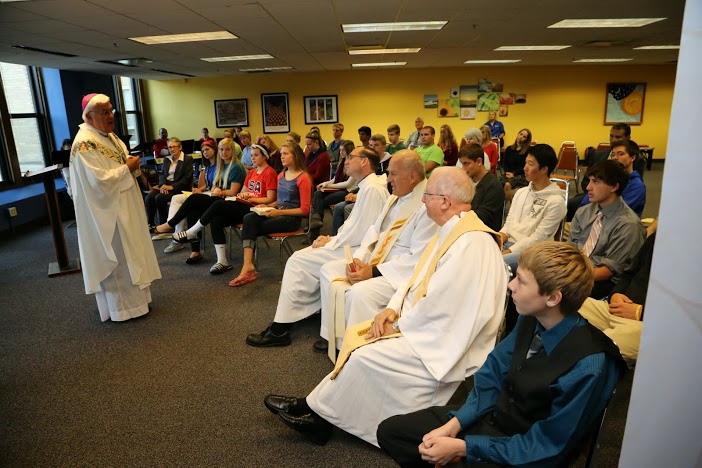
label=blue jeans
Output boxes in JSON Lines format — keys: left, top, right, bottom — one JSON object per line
{"left": 502, "top": 241, "right": 519, "bottom": 273}
{"left": 331, "top": 202, "right": 354, "bottom": 235}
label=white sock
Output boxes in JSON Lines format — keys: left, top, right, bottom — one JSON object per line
{"left": 215, "top": 244, "right": 229, "bottom": 265}
{"left": 186, "top": 221, "right": 203, "bottom": 239}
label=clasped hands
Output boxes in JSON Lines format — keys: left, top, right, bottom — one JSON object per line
{"left": 153, "top": 184, "right": 173, "bottom": 195}
{"left": 345, "top": 258, "right": 372, "bottom": 284}
{"left": 609, "top": 293, "right": 640, "bottom": 320}
{"left": 364, "top": 308, "right": 398, "bottom": 340}
{"left": 418, "top": 418, "right": 466, "bottom": 466}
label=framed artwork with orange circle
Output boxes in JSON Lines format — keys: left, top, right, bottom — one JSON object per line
{"left": 605, "top": 83, "right": 646, "bottom": 125}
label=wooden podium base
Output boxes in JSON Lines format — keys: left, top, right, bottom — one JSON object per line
{"left": 48, "top": 258, "right": 81, "bottom": 277}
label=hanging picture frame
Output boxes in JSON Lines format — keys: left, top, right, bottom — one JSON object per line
{"left": 214, "top": 98, "right": 248, "bottom": 128}
{"left": 261, "top": 93, "right": 290, "bottom": 133}
{"left": 303, "top": 95, "right": 339, "bottom": 124}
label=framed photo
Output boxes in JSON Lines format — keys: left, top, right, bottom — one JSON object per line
{"left": 303, "top": 95, "right": 338, "bottom": 124}
{"left": 605, "top": 83, "right": 646, "bottom": 125}
{"left": 261, "top": 93, "right": 290, "bottom": 133}
{"left": 214, "top": 98, "right": 248, "bottom": 128}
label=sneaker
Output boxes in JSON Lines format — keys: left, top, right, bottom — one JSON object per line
{"left": 152, "top": 232, "right": 173, "bottom": 240}
{"left": 164, "top": 241, "right": 185, "bottom": 253}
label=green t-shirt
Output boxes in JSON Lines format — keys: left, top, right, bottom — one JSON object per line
{"left": 388, "top": 142, "right": 407, "bottom": 155}
{"left": 415, "top": 144, "right": 444, "bottom": 174}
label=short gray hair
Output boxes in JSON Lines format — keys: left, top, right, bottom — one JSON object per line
{"left": 464, "top": 128, "right": 482, "bottom": 142}
{"left": 393, "top": 150, "right": 426, "bottom": 180}
{"left": 430, "top": 166, "right": 474, "bottom": 204}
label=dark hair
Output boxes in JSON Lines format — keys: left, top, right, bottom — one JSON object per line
{"left": 526, "top": 144, "right": 558, "bottom": 176}
{"left": 611, "top": 123, "right": 631, "bottom": 137}
{"left": 611, "top": 139, "right": 639, "bottom": 160}
{"left": 585, "top": 160, "right": 630, "bottom": 196}
{"left": 422, "top": 125, "right": 436, "bottom": 135}
{"left": 358, "top": 126, "right": 371, "bottom": 136}
{"left": 358, "top": 147, "right": 380, "bottom": 171}
{"left": 458, "top": 143, "right": 484, "bottom": 163}
{"left": 305, "top": 132, "right": 321, "bottom": 145}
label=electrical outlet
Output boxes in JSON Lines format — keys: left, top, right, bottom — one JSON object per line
{"left": 8, "top": 207, "right": 17, "bottom": 217}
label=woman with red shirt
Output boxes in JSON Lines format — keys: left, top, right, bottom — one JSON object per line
{"left": 304, "top": 131, "right": 330, "bottom": 186}
{"left": 480, "top": 125, "right": 500, "bottom": 173}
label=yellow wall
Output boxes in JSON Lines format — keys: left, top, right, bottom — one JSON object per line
{"left": 143, "top": 65, "right": 676, "bottom": 158}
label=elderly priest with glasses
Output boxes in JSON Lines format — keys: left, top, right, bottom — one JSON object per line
{"left": 263, "top": 167, "right": 507, "bottom": 447}
{"left": 69, "top": 93, "right": 161, "bottom": 322}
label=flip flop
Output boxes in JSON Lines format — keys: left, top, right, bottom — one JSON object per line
{"left": 210, "top": 262, "right": 233, "bottom": 275}
{"left": 228, "top": 271, "right": 257, "bottom": 287}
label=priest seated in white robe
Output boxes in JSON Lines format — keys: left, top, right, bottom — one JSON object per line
{"left": 69, "top": 93, "right": 161, "bottom": 322}
{"left": 316, "top": 151, "right": 439, "bottom": 359}
{"left": 245, "top": 147, "right": 390, "bottom": 347}
{"left": 246, "top": 150, "right": 438, "bottom": 352}
{"left": 262, "top": 166, "right": 507, "bottom": 447}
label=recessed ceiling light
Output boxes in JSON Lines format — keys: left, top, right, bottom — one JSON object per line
{"left": 634, "top": 45, "right": 680, "bottom": 50}
{"left": 349, "top": 48, "right": 421, "bottom": 55}
{"left": 202, "top": 54, "right": 274, "bottom": 62}
{"left": 343, "top": 22, "right": 447, "bottom": 33}
{"left": 549, "top": 18, "right": 666, "bottom": 28}
{"left": 464, "top": 59, "right": 521, "bottom": 64}
{"left": 239, "top": 67, "right": 292, "bottom": 72}
{"left": 573, "top": 58, "right": 633, "bottom": 62}
{"left": 352, "top": 62, "right": 407, "bottom": 67}
{"left": 130, "top": 31, "right": 237, "bottom": 45}
{"left": 495, "top": 45, "right": 571, "bottom": 51}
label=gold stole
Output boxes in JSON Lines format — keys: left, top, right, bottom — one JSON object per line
{"left": 330, "top": 211, "right": 502, "bottom": 379}
{"left": 326, "top": 181, "right": 427, "bottom": 362}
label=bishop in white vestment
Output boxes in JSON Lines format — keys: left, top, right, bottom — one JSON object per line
{"left": 69, "top": 93, "right": 161, "bottom": 322}
{"left": 264, "top": 167, "right": 507, "bottom": 447}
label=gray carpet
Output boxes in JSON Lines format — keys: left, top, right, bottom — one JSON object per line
{"left": 0, "top": 162, "right": 663, "bottom": 466}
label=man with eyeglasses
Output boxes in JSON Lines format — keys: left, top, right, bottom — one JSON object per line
{"left": 144, "top": 136, "right": 194, "bottom": 229}
{"left": 263, "top": 167, "right": 506, "bottom": 448}
{"left": 246, "top": 147, "right": 389, "bottom": 348}
{"left": 69, "top": 93, "right": 161, "bottom": 322}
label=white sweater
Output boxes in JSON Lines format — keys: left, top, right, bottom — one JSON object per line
{"left": 500, "top": 181, "right": 566, "bottom": 254}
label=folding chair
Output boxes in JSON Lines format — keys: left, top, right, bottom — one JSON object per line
{"left": 550, "top": 177, "right": 570, "bottom": 241}
{"left": 554, "top": 141, "right": 580, "bottom": 193}
{"left": 262, "top": 209, "right": 312, "bottom": 263}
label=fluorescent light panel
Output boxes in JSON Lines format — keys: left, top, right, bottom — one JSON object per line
{"left": 573, "top": 58, "right": 633, "bottom": 62}
{"left": 549, "top": 18, "right": 666, "bottom": 28}
{"left": 239, "top": 67, "right": 292, "bottom": 72}
{"left": 130, "top": 31, "right": 237, "bottom": 45}
{"left": 349, "top": 48, "right": 421, "bottom": 55}
{"left": 343, "top": 21, "right": 447, "bottom": 33}
{"left": 352, "top": 62, "right": 407, "bottom": 67}
{"left": 202, "top": 54, "right": 274, "bottom": 62}
{"left": 495, "top": 45, "right": 571, "bottom": 51}
{"left": 634, "top": 45, "right": 680, "bottom": 50}
{"left": 464, "top": 59, "right": 521, "bottom": 64}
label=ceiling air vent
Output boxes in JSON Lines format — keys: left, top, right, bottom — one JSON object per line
{"left": 11, "top": 45, "right": 77, "bottom": 57}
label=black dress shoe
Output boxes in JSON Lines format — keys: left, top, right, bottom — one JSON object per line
{"left": 246, "top": 326, "right": 291, "bottom": 347}
{"left": 264, "top": 394, "right": 309, "bottom": 415}
{"left": 278, "top": 411, "right": 333, "bottom": 446}
{"left": 312, "top": 339, "right": 329, "bottom": 353}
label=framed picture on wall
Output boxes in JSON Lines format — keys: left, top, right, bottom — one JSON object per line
{"left": 261, "top": 93, "right": 290, "bottom": 133}
{"left": 303, "top": 95, "right": 338, "bottom": 124}
{"left": 605, "top": 83, "right": 646, "bottom": 125}
{"left": 214, "top": 98, "right": 248, "bottom": 128}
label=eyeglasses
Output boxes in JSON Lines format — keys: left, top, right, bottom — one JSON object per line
{"left": 422, "top": 191, "right": 446, "bottom": 199}
{"left": 90, "top": 109, "right": 116, "bottom": 117}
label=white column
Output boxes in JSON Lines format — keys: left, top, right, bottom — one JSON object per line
{"left": 619, "top": 2, "right": 702, "bottom": 467}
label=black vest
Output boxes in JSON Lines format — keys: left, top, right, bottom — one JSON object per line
{"left": 492, "top": 315, "right": 626, "bottom": 436}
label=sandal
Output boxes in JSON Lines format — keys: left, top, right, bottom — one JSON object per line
{"left": 173, "top": 231, "right": 196, "bottom": 244}
{"left": 210, "top": 262, "right": 233, "bottom": 275}
{"left": 229, "top": 271, "right": 258, "bottom": 287}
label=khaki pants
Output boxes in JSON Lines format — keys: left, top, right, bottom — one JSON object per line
{"left": 579, "top": 298, "right": 643, "bottom": 364}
